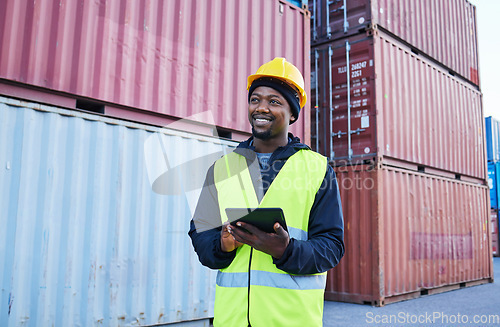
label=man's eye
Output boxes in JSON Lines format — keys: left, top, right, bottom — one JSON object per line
{"left": 270, "top": 99, "right": 281, "bottom": 105}
{"left": 250, "top": 98, "right": 259, "bottom": 103}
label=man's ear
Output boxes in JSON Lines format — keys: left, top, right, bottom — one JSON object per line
{"left": 290, "top": 116, "right": 296, "bottom": 124}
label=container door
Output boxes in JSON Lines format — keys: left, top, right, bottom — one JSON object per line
{"left": 310, "top": 0, "right": 372, "bottom": 44}
{"left": 311, "top": 36, "right": 376, "bottom": 163}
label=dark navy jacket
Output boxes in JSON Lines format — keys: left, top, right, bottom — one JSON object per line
{"left": 188, "top": 134, "right": 345, "bottom": 275}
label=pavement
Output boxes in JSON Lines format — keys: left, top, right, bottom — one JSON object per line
{"left": 323, "top": 257, "right": 500, "bottom": 326}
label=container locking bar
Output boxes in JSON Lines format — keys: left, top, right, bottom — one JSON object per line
{"left": 314, "top": 49, "right": 320, "bottom": 152}
{"left": 346, "top": 40, "right": 352, "bottom": 160}
{"left": 351, "top": 128, "right": 366, "bottom": 135}
{"left": 328, "top": 46, "right": 334, "bottom": 160}
{"left": 332, "top": 131, "right": 347, "bottom": 138}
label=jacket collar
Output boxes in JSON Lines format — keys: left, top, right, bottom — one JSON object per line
{"left": 234, "top": 133, "right": 310, "bottom": 161}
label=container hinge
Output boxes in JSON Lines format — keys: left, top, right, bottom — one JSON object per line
{"left": 350, "top": 128, "right": 366, "bottom": 135}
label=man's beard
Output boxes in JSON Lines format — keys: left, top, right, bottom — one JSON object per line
{"left": 252, "top": 127, "right": 272, "bottom": 140}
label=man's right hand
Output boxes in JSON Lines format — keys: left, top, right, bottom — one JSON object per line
{"left": 221, "top": 222, "right": 243, "bottom": 252}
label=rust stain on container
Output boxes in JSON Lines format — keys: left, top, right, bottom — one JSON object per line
{"left": 0, "top": 0, "right": 311, "bottom": 143}
{"left": 311, "top": 30, "right": 485, "bottom": 180}
{"left": 309, "top": 0, "right": 479, "bottom": 86}
{"left": 326, "top": 164, "right": 492, "bottom": 305}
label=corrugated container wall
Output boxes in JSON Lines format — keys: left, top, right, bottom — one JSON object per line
{"left": 309, "top": 0, "right": 479, "bottom": 86}
{"left": 489, "top": 162, "right": 500, "bottom": 209}
{"left": 311, "top": 30, "right": 485, "bottom": 181}
{"left": 326, "top": 164, "right": 492, "bottom": 305}
{"left": 0, "top": 96, "right": 238, "bottom": 326}
{"left": 485, "top": 116, "right": 500, "bottom": 163}
{"left": 0, "top": 0, "right": 311, "bottom": 142}
{"left": 492, "top": 209, "right": 499, "bottom": 257}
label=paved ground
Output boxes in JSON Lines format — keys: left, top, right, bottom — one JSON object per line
{"left": 323, "top": 257, "right": 500, "bottom": 326}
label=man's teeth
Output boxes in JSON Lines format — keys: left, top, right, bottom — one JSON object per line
{"left": 256, "top": 118, "right": 270, "bottom": 122}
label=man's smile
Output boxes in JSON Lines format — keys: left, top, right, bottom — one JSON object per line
{"left": 252, "top": 115, "right": 274, "bottom": 127}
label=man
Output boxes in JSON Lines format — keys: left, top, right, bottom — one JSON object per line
{"left": 189, "top": 58, "right": 344, "bottom": 326}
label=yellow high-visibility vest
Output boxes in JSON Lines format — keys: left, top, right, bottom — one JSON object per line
{"left": 213, "top": 149, "right": 327, "bottom": 327}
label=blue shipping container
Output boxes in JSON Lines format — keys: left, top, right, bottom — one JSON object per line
{"left": 286, "top": 0, "right": 307, "bottom": 8}
{"left": 489, "top": 162, "right": 500, "bottom": 209}
{"left": 0, "top": 96, "right": 238, "bottom": 326}
{"left": 485, "top": 116, "right": 500, "bottom": 162}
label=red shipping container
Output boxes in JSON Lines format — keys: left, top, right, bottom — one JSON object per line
{"left": 492, "top": 209, "right": 499, "bottom": 257}
{"left": 311, "top": 30, "right": 485, "bottom": 182}
{"left": 309, "top": 0, "right": 479, "bottom": 86}
{"left": 326, "top": 164, "right": 492, "bottom": 306}
{"left": 0, "top": 0, "right": 311, "bottom": 142}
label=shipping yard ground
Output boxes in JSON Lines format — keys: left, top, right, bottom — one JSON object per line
{"left": 323, "top": 257, "right": 500, "bottom": 326}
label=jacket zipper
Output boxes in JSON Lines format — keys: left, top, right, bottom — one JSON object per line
{"left": 247, "top": 247, "right": 253, "bottom": 327}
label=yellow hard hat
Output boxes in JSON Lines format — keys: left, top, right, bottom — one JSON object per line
{"left": 247, "top": 57, "right": 307, "bottom": 108}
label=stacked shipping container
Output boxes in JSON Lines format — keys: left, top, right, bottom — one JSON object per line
{"left": 309, "top": 0, "right": 492, "bottom": 305}
{"left": 486, "top": 116, "right": 500, "bottom": 162}
{"left": 486, "top": 116, "right": 500, "bottom": 257}
{"left": 310, "top": 0, "right": 480, "bottom": 86}
{"left": 0, "top": 0, "right": 311, "bottom": 142}
{"left": 311, "top": 31, "right": 484, "bottom": 181}
{"left": 331, "top": 164, "right": 490, "bottom": 305}
{"left": 0, "top": 96, "right": 238, "bottom": 326}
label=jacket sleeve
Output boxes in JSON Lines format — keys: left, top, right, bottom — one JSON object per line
{"left": 272, "top": 165, "right": 345, "bottom": 274}
{"left": 188, "top": 165, "right": 236, "bottom": 269}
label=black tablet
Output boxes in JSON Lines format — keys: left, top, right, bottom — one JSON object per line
{"left": 225, "top": 208, "right": 287, "bottom": 234}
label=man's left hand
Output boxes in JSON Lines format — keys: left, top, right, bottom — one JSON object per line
{"left": 229, "top": 222, "right": 290, "bottom": 259}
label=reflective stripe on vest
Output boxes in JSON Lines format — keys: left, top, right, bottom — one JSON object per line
{"left": 217, "top": 270, "right": 327, "bottom": 290}
{"left": 213, "top": 149, "right": 327, "bottom": 327}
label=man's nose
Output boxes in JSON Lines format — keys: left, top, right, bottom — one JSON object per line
{"left": 255, "top": 104, "right": 270, "bottom": 112}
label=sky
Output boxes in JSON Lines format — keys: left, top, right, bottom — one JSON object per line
{"left": 468, "top": 0, "right": 500, "bottom": 120}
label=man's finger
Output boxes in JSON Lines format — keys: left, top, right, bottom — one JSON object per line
{"left": 274, "top": 222, "right": 288, "bottom": 238}
{"left": 235, "top": 222, "right": 261, "bottom": 235}
{"left": 230, "top": 224, "right": 253, "bottom": 243}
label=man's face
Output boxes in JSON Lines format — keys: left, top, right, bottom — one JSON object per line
{"left": 248, "top": 86, "right": 295, "bottom": 141}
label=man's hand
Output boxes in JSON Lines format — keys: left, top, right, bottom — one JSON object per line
{"left": 221, "top": 222, "right": 243, "bottom": 252}
{"left": 228, "top": 222, "right": 290, "bottom": 259}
